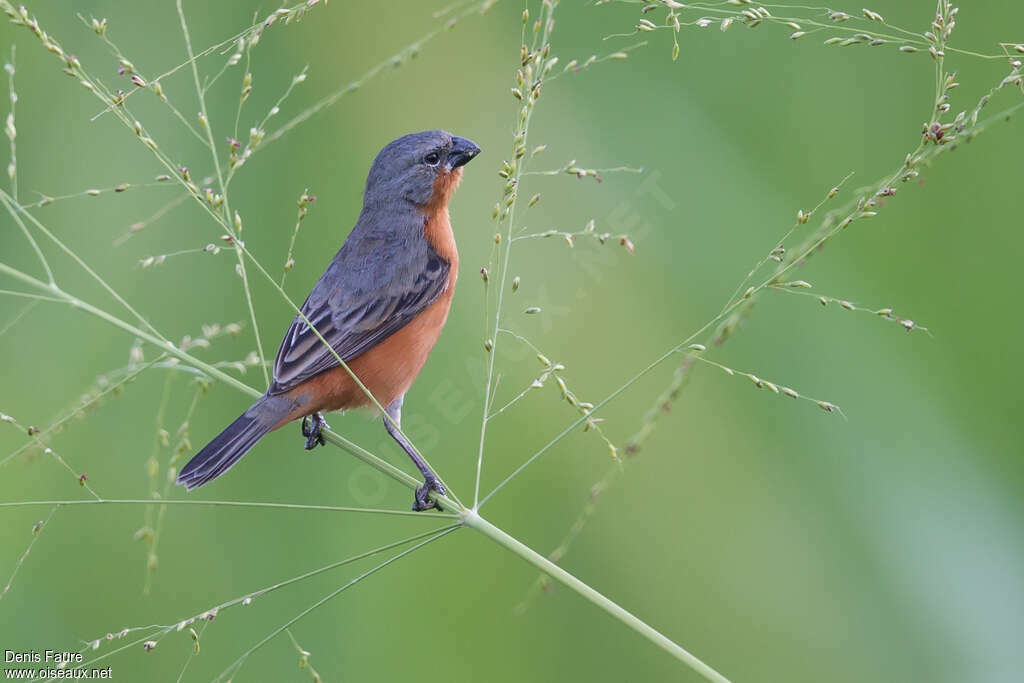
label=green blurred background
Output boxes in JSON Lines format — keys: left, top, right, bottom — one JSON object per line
{"left": 1, "top": 1, "right": 1022, "bottom": 681}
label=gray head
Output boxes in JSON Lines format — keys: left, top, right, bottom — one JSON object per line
{"left": 363, "top": 130, "right": 481, "bottom": 208}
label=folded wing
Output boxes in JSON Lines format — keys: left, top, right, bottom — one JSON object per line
{"left": 269, "top": 239, "right": 450, "bottom": 396}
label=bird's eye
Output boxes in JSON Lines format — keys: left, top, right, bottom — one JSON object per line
{"left": 424, "top": 152, "right": 441, "bottom": 167}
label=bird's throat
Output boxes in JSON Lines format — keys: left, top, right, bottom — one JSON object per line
{"left": 421, "top": 169, "right": 461, "bottom": 269}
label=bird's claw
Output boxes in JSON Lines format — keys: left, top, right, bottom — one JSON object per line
{"left": 301, "top": 413, "right": 329, "bottom": 450}
{"left": 412, "top": 475, "right": 446, "bottom": 512}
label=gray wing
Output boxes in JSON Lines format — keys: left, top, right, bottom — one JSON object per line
{"left": 269, "top": 233, "right": 450, "bottom": 396}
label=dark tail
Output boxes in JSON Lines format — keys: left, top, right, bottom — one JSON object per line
{"left": 176, "top": 396, "right": 292, "bottom": 490}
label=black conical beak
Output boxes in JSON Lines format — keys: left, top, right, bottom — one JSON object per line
{"left": 449, "top": 136, "right": 481, "bottom": 170}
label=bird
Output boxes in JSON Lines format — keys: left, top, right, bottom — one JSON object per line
{"left": 176, "top": 130, "right": 480, "bottom": 511}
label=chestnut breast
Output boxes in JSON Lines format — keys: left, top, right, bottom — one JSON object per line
{"left": 300, "top": 169, "right": 461, "bottom": 413}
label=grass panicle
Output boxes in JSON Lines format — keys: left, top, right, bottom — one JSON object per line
{"left": 0, "top": 1, "right": 1021, "bottom": 682}
{"left": 521, "top": 0, "right": 1022, "bottom": 612}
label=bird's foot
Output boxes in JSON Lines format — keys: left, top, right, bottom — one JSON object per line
{"left": 301, "top": 412, "right": 329, "bottom": 450}
{"left": 412, "top": 474, "right": 446, "bottom": 512}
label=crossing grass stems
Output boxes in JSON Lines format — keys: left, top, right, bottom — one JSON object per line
{"left": 0, "top": 1, "right": 1021, "bottom": 681}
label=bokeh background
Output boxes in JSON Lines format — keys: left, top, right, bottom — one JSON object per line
{"left": 1, "top": 1, "right": 1022, "bottom": 681}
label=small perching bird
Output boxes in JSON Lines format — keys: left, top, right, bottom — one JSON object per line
{"left": 176, "top": 130, "right": 481, "bottom": 511}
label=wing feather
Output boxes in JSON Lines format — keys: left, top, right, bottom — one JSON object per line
{"left": 269, "top": 241, "right": 449, "bottom": 396}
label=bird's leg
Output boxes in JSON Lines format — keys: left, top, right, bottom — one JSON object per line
{"left": 384, "top": 395, "right": 445, "bottom": 511}
{"left": 301, "top": 412, "right": 329, "bottom": 450}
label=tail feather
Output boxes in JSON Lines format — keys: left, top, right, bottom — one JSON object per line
{"left": 176, "top": 397, "right": 291, "bottom": 490}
